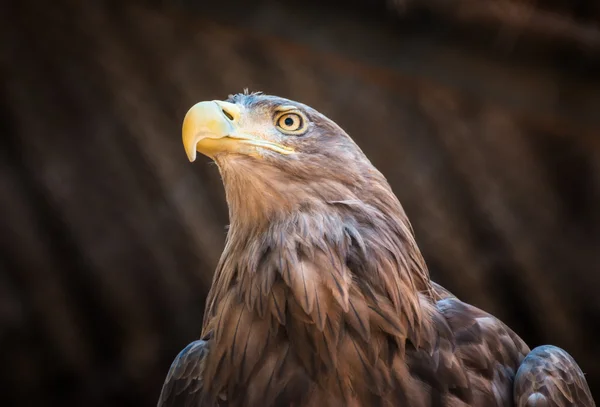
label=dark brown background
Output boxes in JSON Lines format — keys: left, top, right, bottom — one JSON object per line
{"left": 1, "top": 0, "right": 599, "bottom": 406}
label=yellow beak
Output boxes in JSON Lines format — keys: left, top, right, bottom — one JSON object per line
{"left": 182, "top": 100, "right": 295, "bottom": 162}
{"left": 182, "top": 101, "right": 239, "bottom": 162}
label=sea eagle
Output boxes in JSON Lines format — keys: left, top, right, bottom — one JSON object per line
{"left": 157, "top": 92, "right": 595, "bottom": 407}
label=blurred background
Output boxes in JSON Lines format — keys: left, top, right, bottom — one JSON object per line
{"left": 1, "top": 0, "right": 599, "bottom": 405}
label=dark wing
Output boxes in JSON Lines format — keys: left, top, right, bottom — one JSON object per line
{"left": 434, "top": 297, "right": 531, "bottom": 406}
{"left": 514, "top": 345, "right": 595, "bottom": 407}
{"left": 157, "top": 340, "right": 216, "bottom": 407}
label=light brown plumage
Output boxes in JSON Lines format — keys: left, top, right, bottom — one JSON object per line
{"left": 158, "top": 92, "right": 595, "bottom": 407}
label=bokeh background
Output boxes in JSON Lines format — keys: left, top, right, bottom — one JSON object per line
{"left": 1, "top": 0, "right": 600, "bottom": 405}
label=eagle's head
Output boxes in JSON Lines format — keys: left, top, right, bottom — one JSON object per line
{"left": 183, "top": 92, "right": 386, "bottom": 227}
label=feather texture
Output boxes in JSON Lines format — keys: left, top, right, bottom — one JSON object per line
{"left": 514, "top": 346, "right": 595, "bottom": 407}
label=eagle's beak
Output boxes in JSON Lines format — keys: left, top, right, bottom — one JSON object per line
{"left": 182, "top": 100, "right": 295, "bottom": 162}
{"left": 182, "top": 101, "right": 239, "bottom": 162}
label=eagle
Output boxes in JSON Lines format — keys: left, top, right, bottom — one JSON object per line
{"left": 157, "top": 92, "right": 595, "bottom": 407}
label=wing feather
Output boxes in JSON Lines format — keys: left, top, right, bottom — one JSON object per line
{"left": 157, "top": 340, "right": 211, "bottom": 407}
{"left": 514, "top": 345, "right": 595, "bottom": 407}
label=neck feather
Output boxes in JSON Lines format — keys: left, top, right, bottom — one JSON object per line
{"left": 198, "top": 160, "right": 436, "bottom": 402}
{"left": 202, "top": 167, "right": 434, "bottom": 336}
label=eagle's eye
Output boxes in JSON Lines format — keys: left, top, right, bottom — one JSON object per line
{"left": 275, "top": 111, "right": 307, "bottom": 135}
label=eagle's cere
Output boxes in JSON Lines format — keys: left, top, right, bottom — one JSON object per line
{"left": 159, "top": 92, "right": 595, "bottom": 407}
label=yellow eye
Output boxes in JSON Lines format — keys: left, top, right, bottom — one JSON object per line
{"left": 276, "top": 112, "right": 306, "bottom": 134}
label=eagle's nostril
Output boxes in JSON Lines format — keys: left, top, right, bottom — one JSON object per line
{"left": 222, "top": 108, "right": 234, "bottom": 121}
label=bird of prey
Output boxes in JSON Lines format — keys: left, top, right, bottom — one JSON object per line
{"left": 157, "top": 92, "right": 595, "bottom": 407}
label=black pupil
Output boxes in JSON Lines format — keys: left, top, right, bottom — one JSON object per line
{"left": 284, "top": 117, "right": 295, "bottom": 127}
